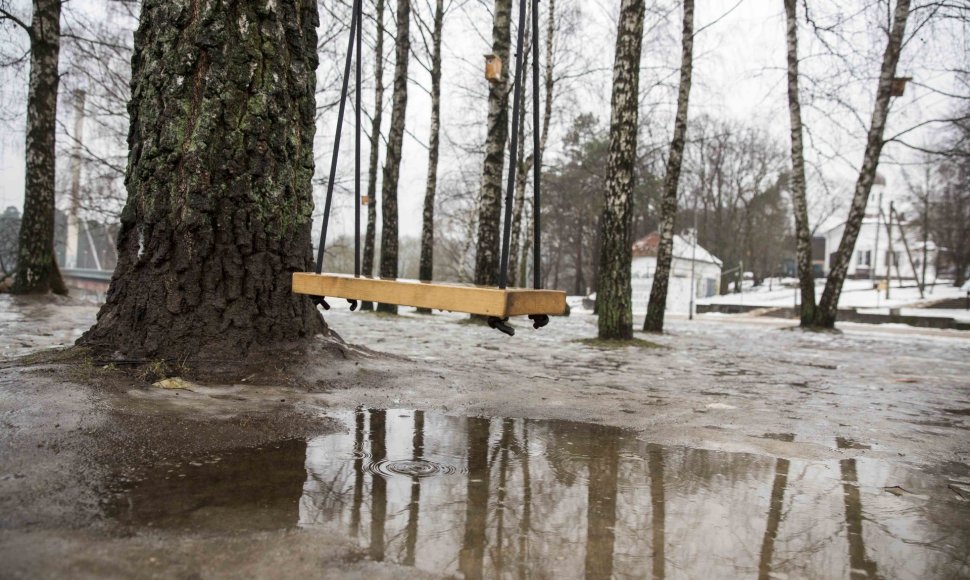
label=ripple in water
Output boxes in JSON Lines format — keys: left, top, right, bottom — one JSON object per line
{"left": 367, "top": 458, "right": 461, "bottom": 478}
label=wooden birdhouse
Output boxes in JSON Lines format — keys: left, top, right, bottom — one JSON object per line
{"left": 484, "top": 54, "right": 503, "bottom": 83}
{"left": 891, "top": 77, "right": 912, "bottom": 97}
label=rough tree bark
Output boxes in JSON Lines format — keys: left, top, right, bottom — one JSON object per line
{"left": 815, "top": 0, "right": 911, "bottom": 328}
{"left": 9, "top": 0, "right": 67, "bottom": 295}
{"left": 783, "top": 0, "right": 817, "bottom": 327}
{"left": 79, "top": 0, "right": 324, "bottom": 359}
{"left": 376, "top": 0, "right": 410, "bottom": 314}
{"left": 643, "top": 0, "right": 694, "bottom": 333}
{"left": 597, "top": 0, "right": 645, "bottom": 340}
{"left": 416, "top": 0, "right": 444, "bottom": 314}
{"left": 361, "top": 0, "right": 385, "bottom": 311}
{"left": 473, "top": 0, "right": 512, "bottom": 287}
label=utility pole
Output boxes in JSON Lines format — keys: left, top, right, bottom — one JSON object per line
{"left": 884, "top": 206, "right": 892, "bottom": 300}
{"left": 872, "top": 187, "right": 883, "bottom": 287}
{"left": 892, "top": 204, "right": 922, "bottom": 298}
{"left": 688, "top": 195, "right": 698, "bottom": 320}
{"left": 65, "top": 90, "right": 86, "bottom": 270}
{"left": 920, "top": 166, "right": 930, "bottom": 297}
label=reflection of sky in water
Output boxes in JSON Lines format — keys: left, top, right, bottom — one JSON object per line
{"left": 296, "top": 410, "right": 970, "bottom": 580}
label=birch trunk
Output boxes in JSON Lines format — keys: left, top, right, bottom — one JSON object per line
{"left": 597, "top": 0, "right": 645, "bottom": 340}
{"left": 783, "top": 0, "right": 817, "bottom": 327}
{"left": 518, "top": 201, "right": 532, "bottom": 286}
{"left": 417, "top": 0, "right": 444, "bottom": 313}
{"left": 815, "top": 0, "right": 911, "bottom": 328}
{"left": 473, "top": 0, "right": 512, "bottom": 287}
{"left": 11, "top": 0, "right": 67, "bottom": 295}
{"left": 377, "top": 0, "right": 411, "bottom": 314}
{"left": 643, "top": 0, "right": 694, "bottom": 333}
{"left": 361, "top": 0, "right": 386, "bottom": 311}
{"left": 79, "top": 0, "right": 323, "bottom": 359}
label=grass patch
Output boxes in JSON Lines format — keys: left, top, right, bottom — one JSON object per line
{"left": 573, "top": 337, "right": 663, "bottom": 349}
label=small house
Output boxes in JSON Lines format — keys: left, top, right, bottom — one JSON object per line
{"left": 631, "top": 233, "right": 722, "bottom": 314}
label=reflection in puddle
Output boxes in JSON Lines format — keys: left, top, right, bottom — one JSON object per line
{"left": 107, "top": 410, "right": 970, "bottom": 579}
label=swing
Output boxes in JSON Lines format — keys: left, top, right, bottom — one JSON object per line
{"left": 293, "top": 0, "right": 565, "bottom": 336}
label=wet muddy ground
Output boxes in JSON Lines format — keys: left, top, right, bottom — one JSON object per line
{"left": 1, "top": 294, "right": 969, "bottom": 578}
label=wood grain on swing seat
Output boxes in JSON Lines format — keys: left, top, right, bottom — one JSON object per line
{"left": 292, "top": 273, "right": 567, "bottom": 318}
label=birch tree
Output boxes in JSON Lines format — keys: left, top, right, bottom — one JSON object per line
{"left": 2, "top": 0, "right": 67, "bottom": 295}
{"left": 597, "top": 0, "right": 645, "bottom": 340}
{"left": 814, "top": 0, "right": 912, "bottom": 328}
{"left": 473, "top": 0, "right": 511, "bottom": 288}
{"left": 79, "top": 0, "right": 324, "bottom": 359}
{"left": 642, "top": 0, "right": 694, "bottom": 333}
{"left": 783, "top": 0, "right": 817, "bottom": 327}
{"left": 377, "top": 0, "right": 411, "bottom": 314}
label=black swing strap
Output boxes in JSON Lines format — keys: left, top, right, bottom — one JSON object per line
{"left": 354, "top": 0, "right": 362, "bottom": 277}
{"left": 498, "top": 0, "right": 529, "bottom": 290}
{"left": 317, "top": 0, "right": 362, "bottom": 274}
{"left": 531, "top": 0, "right": 542, "bottom": 290}
{"left": 498, "top": 0, "right": 542, "bottom": 291}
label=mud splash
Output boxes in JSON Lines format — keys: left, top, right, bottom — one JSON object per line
{"left": 105, "top": 410, "right": 970, "bottom": 579}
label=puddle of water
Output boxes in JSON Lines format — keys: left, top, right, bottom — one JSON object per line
{"left": 105, "top": 410, "right": 970, "bottom": 579}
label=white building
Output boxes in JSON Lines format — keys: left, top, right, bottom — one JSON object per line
{"left": 631, "top": 233, "right": 722, "bottom": 315}
{"left": 822, "top": 176, "right": 937, "bottom": 282}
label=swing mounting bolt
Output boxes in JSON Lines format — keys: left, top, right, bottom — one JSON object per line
{"left": 487, "top": 317, "right": 515, "bottom": 337}
{"left": 529, "top": 314, "right": 550, "bottom": 330}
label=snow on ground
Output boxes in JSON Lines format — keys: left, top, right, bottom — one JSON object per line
{"left": 699, "top": 278, "right": 966, "bottom": 310}
{"left": 855, "top": 307, "right": 970, "bottom": 323}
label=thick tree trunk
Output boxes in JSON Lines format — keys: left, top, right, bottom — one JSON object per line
{"left": 376, "top": 0, "right": 410, "bottom": 314}
{"left": 597, "top": 0, "right": 645, "bottom": 340}
{"left": 12, "top": 0, "right": 67, "bottom": 296}
{"left": 643, "top": 0, "right": 694, "bottom": 333}
{"left": 815, "top": 0, "right": 911, "bottom": 328}
{"left": 79, "top": 0, "right": 323, "bottom": 360}
{"left": 472, "top": 0, "right": 512, "bottom": 287}
{"left": 417, "top": 0, "right": 444, "bottom": 314}
{"left": 361, "top": 0, "right": 386, "bottom": 311}
{"left": 783, "top": 0, "right": 817, "bottom": 327}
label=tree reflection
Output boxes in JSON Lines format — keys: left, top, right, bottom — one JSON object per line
{"left": 517, "top": 419, "right": 533, "bottom": 580}
{"left": 841, "top": 457, "right": 878, "bottom": 579}
{"left": 350, "top": 408, "right": 366, "bottom": 538}
{"left": 585, "top": 425, "right": 620, "bottom": 580}
{"left": 648, "top": 443, "right": 666, "bottom": 580}
{"left": 758, "top": 447, "right": 792, "bottom": 579}
{"left": 459, "top": 417, "right": 490, "bottom": 580}
{"left": 493, "top": 418, "right": 515, "bottom": 575}
{"left": 369, "top": 409, "right": 387, "bottom": 562}
{"left": 404, "top": 410, "right": 424, "bottom": 566}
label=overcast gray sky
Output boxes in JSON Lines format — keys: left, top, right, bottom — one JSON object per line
{"left": 0, "top": 0, "right": 964, "bottom": 238}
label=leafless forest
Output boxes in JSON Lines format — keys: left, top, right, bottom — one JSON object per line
{"left": 0, "top": 0, "right": 967, "bottom": 334}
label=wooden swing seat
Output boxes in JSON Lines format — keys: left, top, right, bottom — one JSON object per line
{"left": 292, "top": 273, "right": 566, "bottom": 318}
